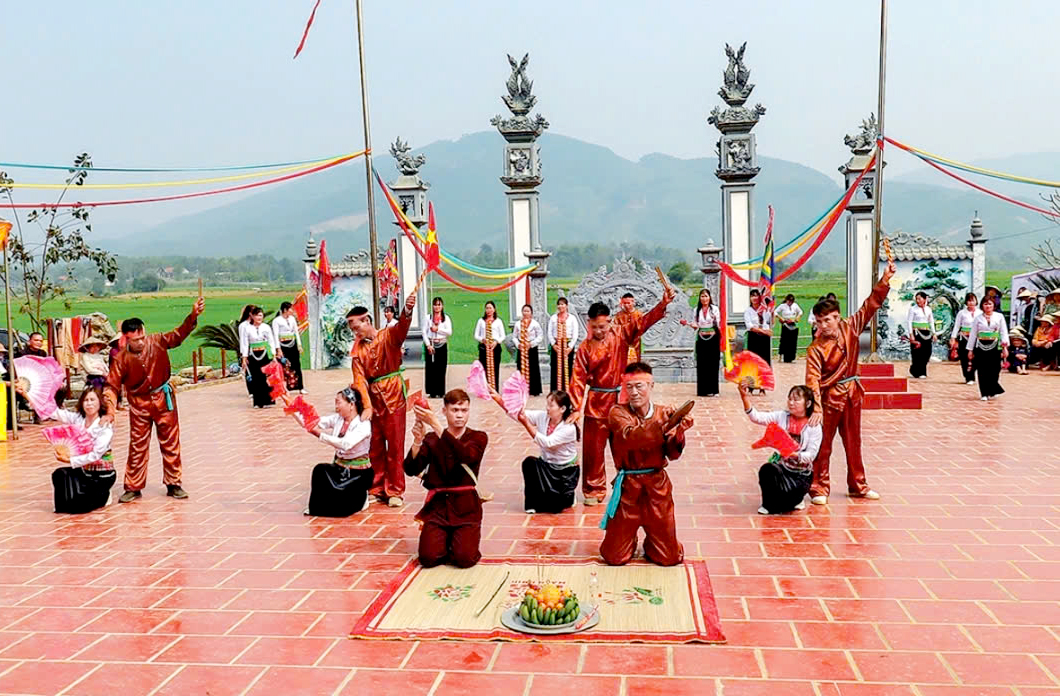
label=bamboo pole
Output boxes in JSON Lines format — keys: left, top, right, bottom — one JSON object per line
{"left": 869, "top": 0, "right": 888, "bottom": 357}
{"left": 354, "top": 0, "right": 381, "bottom": 327}
{"left": 3, "top": 242, "right": 18, "bottom": 439}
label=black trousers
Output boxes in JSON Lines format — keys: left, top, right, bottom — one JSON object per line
{"left": 280, "top": 343, "right": 304, "bottom": 391}
{"left": 521, "top": 457, "right": 579, "bottom": 513}
{"left": 52, "top": 467, "right": 116, "bottom": 514}
{"left": 550, "top": 347, "right": 575, "bottom": 393}
{"left": 956, "top": 337, "right": 975, "bottom": 382}
{"left": 247, "top": 352, "right": 275, "bottom": 408}
{"left": 758, "top": 460, "right": 811, "bottom": 514}
{"left": 746, "top": 331, "right": 771, "bottom": 365}
{"left": 477, "top": 343, "right": 502, "bottom": 391}
{"left": 974, "top": 347, "right": 1004, "bottom": 398}
{"left": 909, "top": 336, "right": 932, "bottom": 377}
{"left": 695, "top": 333, "right": 720, "bottom": 396}
{"left": 308, "top": 463, "right": 372, "bottom": 517}
{"left": 778, "top": 325, "right": 799, "bottom": 363}
{"left": 515, "top": 347, "right": 542, "bottom": 396}
{"left": 424, "top": 343, "right": 448, "bottom": 398}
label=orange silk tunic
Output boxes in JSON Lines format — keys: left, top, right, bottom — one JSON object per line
{"left": 608, "top": 402, "right": 691, "bottom": 470}
{"left": 570, "top": 300, "right": 666, "bottom": 420}
{"left": 103, "top": 312, "right": 198, "bottom": 412}
{"left": 804, "top": 279, "right": 890, "bottom": 412}
{"left": 613, "top": 308, "right": 643, "bottom": 361}
{"left": 350, "top": 310, "right": 411, "bottom": 415}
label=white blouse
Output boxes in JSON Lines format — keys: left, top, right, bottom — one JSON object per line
{"left": 775, "top": 302, "right": 803, "bottom": 323}
{"left": 906, "top": 305, "right": 936, "bottom": 339}
{"left": 744, "top": 306, "right": 772, "bottom": 330}
{"left": 524, "top": 409, "right": 579, "bottom": 465}
{"left": 474, "top": 318, "right": 506, "bottom": 344}
{"left": 747, "top": 408, "right": 822, "bottom": 468}
{"left": 512, "top": 319, "right": 544, "bottom": 349}
{"left": 950, "top": 308, "right": 981, "bottom": 340}
{"left": 384, "top": 318, "right": 399, "bottom": 328}
{"left": 423, "top": 314, "right": 453, "bottom": 346}
{"left": 271, "top": 315, "right": 302, "bottom": 350}
{"left": 548, "top": 313, "right": 580, "bottom": 349}
{"left": 315, "top": 413, "right": 371, "bottom": 460}
{"left": 240, "top": 322, "right": 278, "bottom": 358}
{"left": 53, "top": 409, "right": 114, "bottom": 469}
{"left": 967, "top": 312, "right": 1009, "bottom": 351}
{"left": 693, "top": 305, "right": 721, "bottom": 329}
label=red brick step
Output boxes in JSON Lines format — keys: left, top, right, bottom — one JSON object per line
{"left": 860, "top": 377, "right": 908, "bottom": 393}
{"left": 857, "top": 363, "right": 895, "bottom": 378}
{"left": 864, "top": 392, "right": 923, "bottom": 409}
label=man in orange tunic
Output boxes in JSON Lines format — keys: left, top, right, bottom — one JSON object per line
{"left": 613, "top": 292, "right": 643, "bottom": 363}
{"left": 102, "top": 298, "right": 204, "bottom": 502}
{"left": 804, "top": 259, "right": 895, "bottom": 505}
{"left": 599, "top": 362, "right": 692, "bottom": 566}
{"left": 347, "top": 291, "right": 416, "bottom": 507}
{"left": 570, "top": 287, "right": 673, "bottom": 505}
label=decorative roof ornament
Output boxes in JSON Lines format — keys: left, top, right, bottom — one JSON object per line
{"left": 880, "top": 230, "right": 973, "bottom": 261}
{"left": 389, "top": 137, "right": 425, "bottom": 176}
{"left": 707, "top": 43, "right": 766, "bottom": 133}
{"left": 491, "top": 53, "right": 549, "bottom": 140}
{"left": 844, "top": 114, "right": 878, "bottom": 156}
{"left": 304, "top": 233, "right": 318, "bottom": 261}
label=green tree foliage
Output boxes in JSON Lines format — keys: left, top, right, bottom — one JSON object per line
{"left": 132, "top": 273, "right": 165, "bottom": 293}
{"left": 667, "top": 261, "right": 692, "bottom": 283}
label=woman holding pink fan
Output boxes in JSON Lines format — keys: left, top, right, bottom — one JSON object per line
{"left": 43, "top": 387, "right": 116, "bottom": 514}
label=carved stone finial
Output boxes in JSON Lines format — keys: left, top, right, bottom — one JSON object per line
{"left": 389, "top": 137, "right": 426, "bottom": 176}
{"left": 969, "top": 213, "right": 984, "bottom": 239}
{"left": 304, "top": 233, "right": 318, "bottom": 261}
{"left": 492, "top": 52, "right": 549, "bottom": 139}
{"left": 718, "top": 42, "right": 755, "bottom": 105}
{"left": 844, "top": 114, "right": 879, "bottom": 155}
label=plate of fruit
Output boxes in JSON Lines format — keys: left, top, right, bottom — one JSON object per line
{"left": 500, "top": 583, "right": 599, "bottom": 635}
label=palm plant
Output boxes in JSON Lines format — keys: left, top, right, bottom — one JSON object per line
{"left": 194, "top": 310, "right": 275, "bottom": 351}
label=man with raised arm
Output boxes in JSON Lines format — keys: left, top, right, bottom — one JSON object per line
{"left": 569, "top": 286, "right": 674, "bottom": 506}
{"left": 347, "top": 291, "right": 417, "bottom": 507}
{"left": 804, "top": 259, "right": 896, "bottom": 506}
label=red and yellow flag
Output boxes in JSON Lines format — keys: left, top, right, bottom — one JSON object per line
{"left": 425, "top": 202, "right": 440, "bottom": 271}
{"left": 315, "top": 238, "right": 332, "bottom": 296}
{"left": 0, "top": 219, "right": 11, "bottom": 248}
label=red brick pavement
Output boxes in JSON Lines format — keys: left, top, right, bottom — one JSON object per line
{"left": 0, "top": 361, "right": 1058, "bottom": 695}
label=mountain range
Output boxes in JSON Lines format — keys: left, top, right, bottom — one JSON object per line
{"left": 103, "top": 132, "right": 1060, "bottom": 267}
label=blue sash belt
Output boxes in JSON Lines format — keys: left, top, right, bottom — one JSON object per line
{"left": 599, "top": 467, "right": 655, "bottom": 530}
{"left": 589, "top": 385, "right": 621, "bottom": 393}
{"left": 152, "top": 382, "right": 174, "bottom": 411}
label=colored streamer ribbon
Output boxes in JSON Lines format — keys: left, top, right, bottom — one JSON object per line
{"left": 0, "top": 154, "right": 353, "bottom": 173}
{"left": 293, "top": 0, "right": 322, "bottom": 58}
{"left": 884, "top": 136, "right": 1060, "bottom": 188}
{"left": 0, "top": 152, "right": 363, "bottom": 209}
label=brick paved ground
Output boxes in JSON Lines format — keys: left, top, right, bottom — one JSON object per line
{"left": 1, "top": 361, "right": 1058, "bottom": 695}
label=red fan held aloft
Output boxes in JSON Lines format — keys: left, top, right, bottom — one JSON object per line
{"left": 723, "top": 350, "right": 775, "bottom": 391}
{"left": 282, "top": 395, "right": 321, "bottom": 432}
{"left": 751, "top": 422, "right": 799, "bottom": 458}
{"left": 405, "top": 388, "right": 429, "bottom": 412}
{"left": 262, "top": 360, "right": 288, "bottom": 401}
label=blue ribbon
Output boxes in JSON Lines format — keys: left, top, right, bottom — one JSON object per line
{"left": 589, "top": 385, "right": 621, "bottom": 393}
{"left": 152, "top": 382, "right": 174, "bottom": 411}
{"left": 599, "top": 468, "right": 655, "bottom": 530}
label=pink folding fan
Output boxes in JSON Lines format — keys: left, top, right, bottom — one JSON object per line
{"left": 501, "top": 371, "right": 529, "bottom": 418}
{"left": 13, "top": 355, "right": 66, "bottom": 419}
{"left": 42, "top": 424, "right": 95, "bottom": 460}
{"left": 466, "top": 360, "right": 490, "bottom": 400}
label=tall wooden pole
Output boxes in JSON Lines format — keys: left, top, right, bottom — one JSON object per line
{"left": 869, "top": 0, "right": 888, "bottom": 355}
{"left": 3, "top": 242, "right": 18, "bottom": 440}
{"left": 355, "top": 0, "right": 381, "bottom": 327}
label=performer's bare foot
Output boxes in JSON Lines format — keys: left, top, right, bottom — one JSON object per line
{"left": 119, "top": 490, "right": 142, "bottom": 503}
{"left": 167, "top": 485, "right": 189, "bottom": 500}
{"left": 810, "top": 495, "right": 828, "bottom": 506}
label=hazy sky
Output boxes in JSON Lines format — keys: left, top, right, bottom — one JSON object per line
{"left": 3, "top": 0, "right": 1059, "bottom": 234}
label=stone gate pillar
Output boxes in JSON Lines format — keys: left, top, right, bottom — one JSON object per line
{"left": 840, "top": 116, "right": 883, "bottom": 315}
{"left": 968, "top": 214, "right": 986, "bottom": 301}
{"left": 303, "top": 235, "right": 324, "bottom": 370}
{"left": 491, "top": 53, "right": 550, "bottom": 327}
{"left": 388, "top": 137, "right": 430, "bottom": 359}
{"left": 698, "top": 238, "right": 723, "bottom": 311}
{"left": 708, "top": 42, "right": 766, "bottom": 322}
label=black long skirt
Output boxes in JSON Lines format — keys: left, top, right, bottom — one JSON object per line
{"left": 247, "top": 352, "right": 275, "bottom": 408}
{"left": 974, "top": 347, "right": 1005, "bottom": 398}
{"left": 695, "top": 332, "right": 720, "bottom": 397}
{"left": 477, "top": 343, "right": 502, "bottom": 391}
{"left": 909, "top": 337, "right": 932, "bottom": 378}
{"left": 745, "top": 331, "right": 771, "bottom": 365}
{"left": 758, "top": 459, "right": 811, "bottom": 514}
{"left": 515, "top": 347, "right": 542, "bottom": 396}
{"left": 280, "top": 343, "right": 304, "bottom": 391}
{"left": 52, "top": 467, "right": 116, "bottom": 514}
{"left": 778, "top": 325, "right": 799, "bottom": 363}
{"left": 424, "top": 343, "right": 449, "bottom": 398}
{"left": 307, "top": 463, "right": 372, "bottom": 517}
{"left": 550, "top": 347, "right": 575, "bottom": 393}
{"left": 956, "top": 337, "right": 975, "bottom": 382}
{"left": 521, "top": 456, "right": 579, "bottom": 514}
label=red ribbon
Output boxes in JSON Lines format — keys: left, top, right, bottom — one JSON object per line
{"left": 293, "top": 0, "right": 322, "bottom": 59}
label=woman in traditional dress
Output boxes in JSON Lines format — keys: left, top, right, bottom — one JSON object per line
{"left": 237, "top": 304, "right": 255, "bottom": 397}
{"left": 512, "top": 304, "right": 544, "bottom": 396}
{"left": 968, "top": 296, "right": 1009, "bottom": 401}
{"left": 295, "top": 387, "right": 373, "bottom": 517}
{"left": 423, "top": 297, "right": 452, "bottom": 399}
{"left": 774, "top": 293, "right": 803, "bottom": 363}
{"left": 382, "top": 305, "right": 399, "bottom": 329}
{"left": 240, "top": 305, "right": 279, "bottom": 408}
{"left": 474, "top": 301, "right": 505, "bottom": 391}
{"left": 743, "top": 288, "right": 772, "bottom": 366}
{"left": 548, "top": 297, "right": 579, "bottom": 393}
{"left": 737, "top": 381, "right": 821, "bottom": 515}
{"left": 48, "top": 387, "right": 116, "bottom": 514}
{"left": 684, "top": 288, "right": 721, "bottom": 397}
{"left": 272, "top": 301, "right": 305, "bottom": 394}
{"left": 949, "top": 292, "right": 980, "bottom": 385}
{"left": 491, "top": 388, "right": 579, "bottom": 514}
{"left": 906, "top": 291, "right": 936, "bottom": 379}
